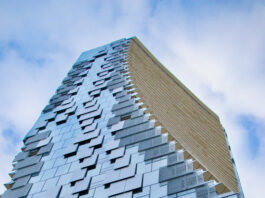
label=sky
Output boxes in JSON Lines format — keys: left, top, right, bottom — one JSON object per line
{"left": 0, "top": 0, "right": 264, "bottom": 197}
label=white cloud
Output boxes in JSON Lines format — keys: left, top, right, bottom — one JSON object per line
{"left": 0, "top": 0, "right": 264, "bottom": 196}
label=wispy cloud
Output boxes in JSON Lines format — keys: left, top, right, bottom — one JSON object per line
{"left": 0, "top": 0, "right": 264, "bottom": 196}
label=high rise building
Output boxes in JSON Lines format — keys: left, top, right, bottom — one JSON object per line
{"left": 2, "top": 37, "right": 243, "bottom": 198}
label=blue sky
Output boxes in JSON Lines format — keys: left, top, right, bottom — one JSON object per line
{"left": 0, "top": 0, "right": 265, "bottom": 197}
{"left": 239, "top": 115, "right": 265, "bottom": 158}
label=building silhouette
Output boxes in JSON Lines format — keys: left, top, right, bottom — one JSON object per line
{"left": 2, "top": 37, "right": 243, "bottom": 198}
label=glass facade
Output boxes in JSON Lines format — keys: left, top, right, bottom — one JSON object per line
{"left": 2, "top": 38, "right": 240, "bottom": 198}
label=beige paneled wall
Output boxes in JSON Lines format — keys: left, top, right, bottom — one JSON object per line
{"left": 127, "top": 37, "right": 238, "bottom": 192}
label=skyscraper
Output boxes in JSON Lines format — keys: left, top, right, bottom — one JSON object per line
{"left": 2, "top": 37, "right": 243, "bottom": 198}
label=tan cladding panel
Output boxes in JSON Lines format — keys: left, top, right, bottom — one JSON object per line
{"left": 127, "top": 37, "right": 238, "bottom": 192}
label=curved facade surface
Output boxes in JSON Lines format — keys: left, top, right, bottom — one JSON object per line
{"left": 2, "top": 38, "right": 243, "bottom": 198}
{"left": 127, "top": 38, "right": 244, "bottom": 195}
